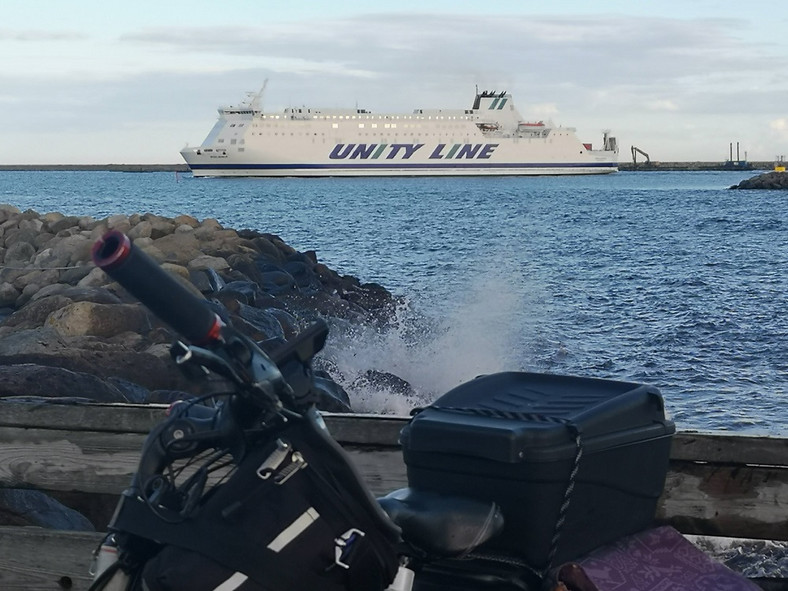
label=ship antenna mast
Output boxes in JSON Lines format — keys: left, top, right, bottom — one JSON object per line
{"left": 250, "top": 79, "right": 268, "bottom": 112}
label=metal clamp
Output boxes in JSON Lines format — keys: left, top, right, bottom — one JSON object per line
{"left": 334, "top": 528, "right": 366, "bottom": 569}
{"left": 273, "top": 452, "right": 307, "bottom": 485}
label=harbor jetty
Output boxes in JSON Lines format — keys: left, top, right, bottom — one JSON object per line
{"left": 0, "top": 164, "right": 190, "bottom": 173}
{"left": 729, "top": 170, "right": 788, "bottom": 190}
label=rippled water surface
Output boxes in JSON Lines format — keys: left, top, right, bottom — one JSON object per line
{"left": 1, "top": 170, "right": 786, "bottom": 433}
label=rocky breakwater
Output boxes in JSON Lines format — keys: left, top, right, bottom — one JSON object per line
{"left": 0, "top": 204, "right": 399, "bottom": 410}
{"left": 0, "top": 203, "right": 401, "bottom": 527}
{"left": 729, "top": 171, "right": 788, "bottom": 189}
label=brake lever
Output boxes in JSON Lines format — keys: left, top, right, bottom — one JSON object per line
{"left": 131, "top": 404, "right": 234, "bottom": 496}
{"left": 172, "top": 331, "right": 289, "bottom": 413}
{"left": 171, "top": 341, "right": 245, "bottom": 384}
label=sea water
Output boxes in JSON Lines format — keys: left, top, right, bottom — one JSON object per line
{"left": 1, "top": 170, "right": 785, "bottom": 434}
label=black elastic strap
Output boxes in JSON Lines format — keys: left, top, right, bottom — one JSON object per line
{"left": 427, "top": 405, "right": 585, "bottom": 578}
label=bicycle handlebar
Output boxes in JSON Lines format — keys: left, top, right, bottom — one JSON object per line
{"left": 93, "top": 231, "right": 333, "bottom": 517}
{"left": 92, "top": 230, "right": 223, "bottom": 345}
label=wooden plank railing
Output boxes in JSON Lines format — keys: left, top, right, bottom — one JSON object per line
{"left": 1, "top": 402, "right": 786, "bottom": 590}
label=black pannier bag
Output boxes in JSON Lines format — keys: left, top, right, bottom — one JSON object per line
{"left": 110, "top": 414, "right": 401, "bottom": 591}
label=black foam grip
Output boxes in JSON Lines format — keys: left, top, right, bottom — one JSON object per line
{"left": 92, "top": 230, "right": 222, "bottom": 345}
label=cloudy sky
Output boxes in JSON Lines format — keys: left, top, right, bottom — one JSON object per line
{"left": 2, "top": 0, "right": 786, "bottom": 164}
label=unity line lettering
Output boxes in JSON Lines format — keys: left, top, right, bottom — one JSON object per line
{"left": 329, "top": 143, "right": 499, "bottom": 160}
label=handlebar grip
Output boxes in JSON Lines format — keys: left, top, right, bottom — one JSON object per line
{"left": 92, "top": 230, "right": 223, "bottom": 345}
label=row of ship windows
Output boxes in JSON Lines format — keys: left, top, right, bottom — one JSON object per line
{"left": 216, "top": 139, "right": 557, "bottom": 152}
{"left": 218, "top": 132, "right": 495, "bottom": 142}
{"left": 216, "top": 134, "right": 557, "bottom": 143}
{"left": 261, "top": 115, "right": 472, "bottom": 120}
{"left": 226, "top": 116, "right": 472, "bottom": 126}
{"left": 243, "top": 123, "right": 466, "bottom": 130}
{"left": 224, "top": 125, "right": 558, "bottom": 135}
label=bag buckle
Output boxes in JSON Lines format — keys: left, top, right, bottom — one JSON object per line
{"left": 334, "top": 528, "right": 366, "bottom": 569}
{"left": 256, "top": 439, "right": 291, "bottom": 479}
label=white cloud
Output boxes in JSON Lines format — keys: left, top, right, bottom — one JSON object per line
{"left": 768, "top": 118, "right": 788, "bottom": 149}
{"left": 647, "top": 100, "right": 679, "bottom": 112}
{"left": 0, "top": 29, "right": 86, "bottom": 41}
{"left": 527, "top": 103, "right": 560, "bottom": 118}
{"left": 769, "top": 118, "right": 788, "bottom": 131}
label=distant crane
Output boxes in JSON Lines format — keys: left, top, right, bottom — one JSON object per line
{"left": 631, "top": 146, "right": 650, "bottom": 167}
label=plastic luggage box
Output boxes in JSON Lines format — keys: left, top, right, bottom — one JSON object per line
{"left": 400, "top": 372, "right": 675, "bottom": 570}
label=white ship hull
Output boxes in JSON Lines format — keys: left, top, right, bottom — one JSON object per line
{"left": 181, "top": 89, "right": 619, "bottom": 178}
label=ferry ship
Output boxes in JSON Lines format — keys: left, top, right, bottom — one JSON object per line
{"left": 180, "top": 88, "right": 619, "bottom": 177}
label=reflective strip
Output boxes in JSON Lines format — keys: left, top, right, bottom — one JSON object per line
{"left": 266, "top": 507, "right": 320, "bottom": 552}
{"left": 212, "top": 572, "right": 248, "bottom": 591}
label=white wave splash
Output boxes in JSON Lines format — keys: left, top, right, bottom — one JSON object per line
{"left": 319, "top": 270, "right": 527, "bottom": 415}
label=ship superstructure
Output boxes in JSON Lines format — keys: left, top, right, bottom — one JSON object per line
{"left": 180, "top": 88, "right": 619, "bottom": 177}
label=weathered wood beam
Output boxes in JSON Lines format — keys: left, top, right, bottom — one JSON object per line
{"left": 0, "top": 428, "right": 146, "bottom": 494}
{"left": 0, "top": 402, "right": 166, "bottom": 434}
{"left": 0, "top": 526, "right": 102, "bottom": 590}
{"left": 670, "top": 432, "right": 788, "bottom": 466}
{"left": 657, "top": 461, "right": 788, "bottom": 540}
{"left": 2, "top": 404, "right": 786, "bottom": 462}
{"left": 2, "top": 403, "right": 787, "bottom": 541}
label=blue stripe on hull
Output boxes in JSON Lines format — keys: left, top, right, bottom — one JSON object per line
{"left": 187, "top": 161, "right": 618, "bottom": 171}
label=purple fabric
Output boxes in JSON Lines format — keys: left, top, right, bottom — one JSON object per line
{"left": 558, "top": 526, "right": 761, "bottom": 591}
